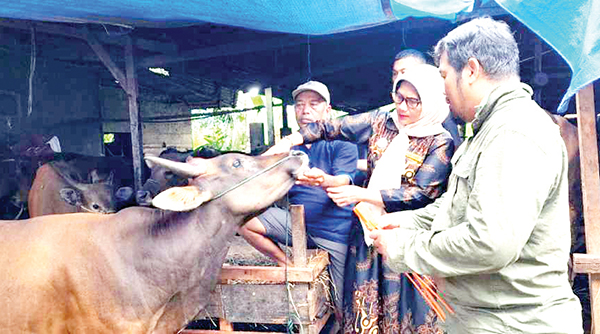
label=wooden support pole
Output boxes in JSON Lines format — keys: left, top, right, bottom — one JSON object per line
{"left": 290, "top": 204, "right": 307, "bottom": 266}
{"left": 86, "top": 30, "right": 143, "bottom": 190}
{"left": 219, "top": 319, "right": 233, "bottom": 332}
{"left": 575, "top": 83, "right": 600, "bottom": 334}
{"left": 125, "top": 35, "right": 144, "bottom": 191}
{"left": 265, "top": 87, "right": 275, "bottom": 147}
{"left": 85, "top": 29, "right": 128, "bottom": 92}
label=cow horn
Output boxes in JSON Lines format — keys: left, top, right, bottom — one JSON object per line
{"left": 144, "top": 156, "right": 205, "bottom": 178}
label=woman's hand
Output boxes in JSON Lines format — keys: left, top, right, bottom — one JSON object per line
{"left": 327, "top": 186, "right": 384, "bottom": 207}
{"left": 262, "top": 133, "right": 304, "bottom": 156}
{"left": 326, "top": 185, "right": 367, "bottom": 207}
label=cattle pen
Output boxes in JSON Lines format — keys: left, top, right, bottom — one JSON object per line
{"left": 183, "top": 205, "right": 333, "bottom": 334}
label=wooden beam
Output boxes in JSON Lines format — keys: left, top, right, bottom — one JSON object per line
{"left": 0, "top": 19, "right": 85, "bottom": 40}
{"left": 125, "top": 35, "right": 144, "bottom": 191}
{"left": 291, "top": 204, "right": 308, "bottom": 267}
{"left": 575, "top": 83, "right": 600, "bottom": 334}
{"left": 85, "top": 27, "right": 128, "bottom": 92}
{"left": 573, "top": 253, "right": 600, "bottom": 273}
{"left": 218, "top": 250, "right": 328, "bottom": 284}
{"left": 138, "top": 36, "right": 306, "bottom": 68}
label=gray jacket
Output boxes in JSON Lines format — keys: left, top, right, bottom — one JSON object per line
{"left": 382, "top": 82, "right": 583, "bottom": 333}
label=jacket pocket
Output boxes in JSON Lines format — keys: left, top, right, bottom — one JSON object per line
{"left": 449, "top": 158, "right": 475, "bottom": 223}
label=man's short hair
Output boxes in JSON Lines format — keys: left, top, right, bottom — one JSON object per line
{"left": 394, "top": 49, "right": 428, "bottom": 64}
{"left": 433, "top": 16, "right": 520, "bottom": 81}
{"left": 292, "top": 81, "right": 331, "bottom": 104}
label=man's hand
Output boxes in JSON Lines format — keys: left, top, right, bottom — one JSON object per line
{"left": 369, "top": 229, "right": 389, "bottom": 261}
{"left": 375, "top": 213, "right": 403, "bottom": 230}
{"left": 296, "top": 167, "right": 326, "bottom": 187}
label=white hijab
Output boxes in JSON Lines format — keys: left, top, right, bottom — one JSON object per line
{"left": 359, "top": 64, "right": 450, "bottom": 244}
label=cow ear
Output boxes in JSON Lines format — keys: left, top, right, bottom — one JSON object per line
{"left": 152, "top": 186, "right": 213, "bottom": 211}
{"left": 89, "top": 169, "right": 101, "bottom": 184}
{"left": 60, "top": 188, "right": 82, "bottom": 206}
{"left": 106, "top": 171, "right": 115, "bottom": 185}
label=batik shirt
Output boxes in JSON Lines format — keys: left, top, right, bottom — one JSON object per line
{"left": 299, "top": 110, "right": 455, "bottom": 212}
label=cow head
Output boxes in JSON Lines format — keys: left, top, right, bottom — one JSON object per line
{"left": 58, "top": 169, "right": 118, "bottom": 214}
{"left": 149, "top": 151, "right": 308, "bottom": 217}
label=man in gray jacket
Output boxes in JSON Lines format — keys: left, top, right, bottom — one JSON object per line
{"left": 369, "top": 17, "right": 583, "bottom": 333}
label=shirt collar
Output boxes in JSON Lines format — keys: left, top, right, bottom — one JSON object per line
{"left": 471, "top": 82, "right": 533, "bottom": 134}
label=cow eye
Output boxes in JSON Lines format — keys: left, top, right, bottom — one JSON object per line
{"left": 92, "top": 204, "right": 100, "bottom": 210}
{"left": 232, "top": 159, "right": 242, "bottom": 168}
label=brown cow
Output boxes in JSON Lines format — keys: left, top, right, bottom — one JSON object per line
{"left": 548, "top": 114, "right": 583, "bottom": 254}
{"left": 0, "top": 151, "right": 307, "bottom": 333}
{"left": 28, "top": 162, "right": 119, "bottom": 217}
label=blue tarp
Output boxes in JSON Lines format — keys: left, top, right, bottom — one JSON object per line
{"left": 495, "top": 0, "right": 600, "bottom": 113}
{"left": 0, "top": 0, "right": 598, "bottom": 113}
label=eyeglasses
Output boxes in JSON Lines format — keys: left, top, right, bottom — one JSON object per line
{"left": 391, "top": 92, "right": 421, "bottom": 109}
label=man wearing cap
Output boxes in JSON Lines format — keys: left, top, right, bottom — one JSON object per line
{"left": 240, "top": 81, "right": 357, "bottom": 326}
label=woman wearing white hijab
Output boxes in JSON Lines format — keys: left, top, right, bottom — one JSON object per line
{"left": 267, "top": 63, "right": 456, "bottom": 333}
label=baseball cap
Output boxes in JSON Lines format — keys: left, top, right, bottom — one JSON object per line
{"left": 292, "top": 81, "right": 330, "bottom": 104}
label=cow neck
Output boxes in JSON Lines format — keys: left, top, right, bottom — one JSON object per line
{"left": 119, "top": 204, "right": 239, "bottom": 326}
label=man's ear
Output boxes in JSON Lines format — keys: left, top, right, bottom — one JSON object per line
{"left": 324, "top": 104, "right": 332, "bottom": 119}
{"left": 464, "top": 57, "right": 483, "bottom": 85}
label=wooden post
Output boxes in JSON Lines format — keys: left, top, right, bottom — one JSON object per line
{"left": 125, "top": 35, "right": 144, "bottom": 191}
{"left": 265, "top": 87, "right": 275, "bottom": 147}
{"left": 280, "top": 98, "right": 292, "bottom": 137}
{"left": 249, "top": 122, "right": 265, "bottom": 155}
{"left": 218, "top": 319, "right": 233, "bottom": 332}
{"left": 290, "top": 204, "right": 307, "bottom": 266}
{"left": 575, "top": 83, "right": 600, "bottom": 334}
{"left": 86, "top": 30, "right": 143, "bottom": 191}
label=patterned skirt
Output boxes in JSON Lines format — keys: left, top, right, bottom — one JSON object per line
{"left": 342, "top": 222, "right": 443, "bottom": 334}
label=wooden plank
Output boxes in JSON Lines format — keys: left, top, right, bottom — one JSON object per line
{"left": 308, "top": 276, "right": 331, "bottom": 321}
{"left": 219, "top": 283, "right": 310, "bottom": 323}
{"left": 308, "top": 310, "right": 332, "bottom": 334}
{"left": 575, "top": 83, "right": 600, "bottom": 334}
{"left": 573, "top": 253, "right": 600, "bottom": 273}
{"left": 218, "top": 250, "right": 328, "bottom": 283}
{"left": 125, "top": 35, "right": 144, "bottom": 191}
{"left": 291, "top": 204, "right": 307, "bottom": 266}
